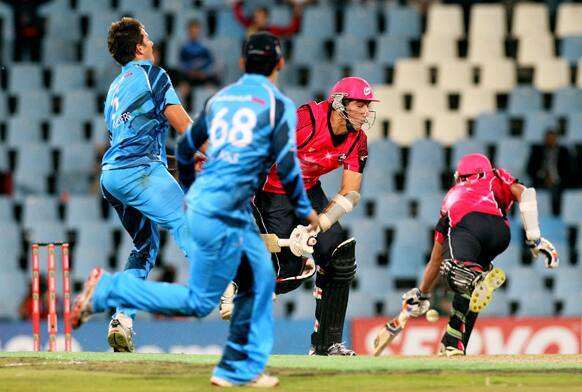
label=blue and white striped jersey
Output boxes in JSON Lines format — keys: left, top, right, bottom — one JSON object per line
{"left": 102, "top": 60, "right": 181, "bottom": 170}
{"left": 177, "top": 73, "right": 312, "bottom": 223}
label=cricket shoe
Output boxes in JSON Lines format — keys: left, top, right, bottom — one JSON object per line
{"left": 219, "top": 282, "right": 238, "bottom": 321}
{"left": 108, "top": 313, "right": 135, "bottom": 352}
{"left": 210, "top": 373, "right": 279, "bottom": 388}
{"left": 438, "top": 344, "right": 465, "bottom": 357}
{"left": 469, "top": 267, "right": 506, "bottom": 313}
{"left": 308, "top": 342, "right": 356, "bottom": 356}
{"left": 71, "top": 268, "right": 104, "bottom": 329}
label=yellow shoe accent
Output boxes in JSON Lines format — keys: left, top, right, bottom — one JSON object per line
{"left": 470, "top": 267, "right": 506, "bottom": 313}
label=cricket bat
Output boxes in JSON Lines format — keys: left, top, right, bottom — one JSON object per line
{"left": 261, "top": 233, "right": 291, "bottom": 253}
{"left": 373, "top": 305, "right": 410, "bottom": 356}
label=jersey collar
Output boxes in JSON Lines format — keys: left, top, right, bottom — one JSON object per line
{"left": 123, "top": 59, "right": 154, "bottom": 69}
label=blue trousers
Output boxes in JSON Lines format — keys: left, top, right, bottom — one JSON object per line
{"left": 101, "top": 162, "right": 191, "bottom": 319}
{"left": 91, "top": 211, "right": 276, "bottom": 384}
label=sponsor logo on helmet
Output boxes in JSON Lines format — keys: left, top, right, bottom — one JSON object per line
{"left": 364, "top": 87, "right": 371, "bottom": 96}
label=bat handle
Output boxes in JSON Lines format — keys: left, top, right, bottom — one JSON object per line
{"left": 278, "top": 239, "right": 290, "bottom": 248}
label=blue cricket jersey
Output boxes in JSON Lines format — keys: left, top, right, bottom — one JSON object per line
{"left": 176, "top": 73, "right": 312, "bottom": 223}
{"left": 102, "top": 60, "right": 181, "bottom": 170}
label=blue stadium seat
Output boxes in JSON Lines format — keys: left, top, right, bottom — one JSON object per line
{"left": 388, "top": 244, "right": 426, "bottom": 280}
{"left": 360, "top": 166, "right": 394, "bottom": 196}
{"left": 451, "top": 139, "right": 488, "bottom": 169}
{"left": 375, "top": 36, "right": 411, "bottom": 66}
{"left": 372, "top": 193, "right": 410, "bottom": 225}
{"left": 479, "top": 290, "right": 510, "bottom": 316}
{"left": 269, "top": 5, "right": 293, "bottom": 26}
{"left": 6, "top": 117, "right": 43, "bottom": 146}
{"left": 0, "top": 196, "right": 15, "bottom": 222}
{"left": 408, "top": 139, "right": 445, "bottom": 172}
{"left": 404, "top": 169, "right": 441, "bottom": 197}
{"left": 45, "top": 13, "right": 81, "bottom": 42}
{"left": 508, "top": 87, "right": 543, "bottom": 116}
{"left": 15, "top": 91, "right": 52, "bottom": 118}
{"left": 0, "top": 271, "right": 28, "bottom": 320}
{"left": 393, "top": 219, "right": 431, "bottom": 250}
{"left": 565, "top": 113, "right": 582, "bottom": 142}
{"left": 0, "top": 145, "right": 7, "bottom": 172}
{"left": 560, "top": 36, "right": 582, "bottom": 65}
{"left": 344, "top": 219, "right": 385, "bottom": 264}
{"left": 65, "top": 195, "right": 102, "bottom": 226}
{"left": 307, "top": 62, "right": 342, "bottom": 95}
{"left": 334, "top": 35, "right": 369, "bottom": 65}
{"left": 346, "top": 292, "right": 378, "bottom": 317}
{"left": 494, "top": 244, "right": 522, "bottom": 270}
{"left": 83, "top": 37, "right": 116, "bottom": 69}
{"left": 216, "top": 9, "right": 246, "bottom": 38}
{"left": 356, "top": 267, "right": 393, "bottom": 295}
{"left": 506, "top": 267, "right": 545, "bottom": 300}
{"left": 351, "top": 62, "right": 385, "bottom": 85}
{"left": 60, "top": 90, "right": 97, "bottom": 119}
{"left": 283, "top": 87, "right": 312, "bottom": 108}
{"left": 286, "top": 292, "right": 315, "bottom": 320}
{"left": 26, "top": 222, "right": 67, "bottom": 247}
{"left": 0, "top": 92, "right": 7, "bottom": 119}
{"left": 131, "top": 10, "right": 167, "bottom": 42}
{"left": 171, "top": 9, "right": 210, "bottom": 40}
{"left": 538, "top": 216, "right": 567, "bottom": 244}
{"left": 473, "top": 112, "right": 509, "bottom": 142}
{"left": 494, "top": 137, "right": 530, "bottom": 180}
{"left": 368, "top": 139, "right": 401, "bottom": 172}
{"left": 86, "top": 11, "right": 122, "bottom": 40}
{"left": 49, "top": 118, "right": 86, "bottom": 145}
{"left": 72, "top": 222, "right": 113, "bottom": 280}
{"left": 22, "top": 196, "right": 59, "bottom": 228}
{"left": 553, "top": 87, "right": 582, "bottom": 116}
{"left": 386, "top": 6, "right": 421, "bottom": 39}
{"left": 515, "top": 291, "right": 555, "bottom": 316}
{"left": 534, "top": 189, "right": 553, "bottom": 217}
{"left": 14, "top": 144, "right": 54, "bottom": 195}
{"left": 51, "top": 64, "right": 86, "bottom": 93}
{"left": 118, "top": 0, "right": 155, "bottom": 13}
{"left": 562, "top": 297, "right": 582, "bottom": 316}
{"left": 561, "top": 190, "right": 582, "bottom": 226}
{"left": 90, "top": 115, "right": 110, "bottom": 145}
{"left": 57, "top": 144, "right": 97, "bottom": 194}
{"left": 161, "top": 237, "right": 190, "bottom": 285}
{"left": 416, "top": 193, "right": 445, "bottom": 225}
{"left": 77, "top": 0, "right": 113, "bottom": 13}
{"left": 292, "top": 36, "right": 326, "bottom": 66}
{"left": 0, "top": 222, "right": 21, "bottom": 261}
{"left": 523, "top": 112, "right": 558, "bottom": 142}
{"left": 342, "top": 6, "right": 378, "bottom": 38}
{"left": 300, "top": 6, "right": 335, "bottom": 38}
{"left": 42, "top": 39, "right": 77, "bottom": 65}
{"left": 192, "top": 86, "right": 219, "bottom": 114}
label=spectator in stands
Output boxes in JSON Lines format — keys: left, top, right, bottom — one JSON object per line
{"left": 526, "top": 129, "right": 573, "bottom": 215}
{"left": 232, "top": 0, "right": 304, "bottom": 37}
{"left": 177, "top": 19, "right": 218, "bottom": 100}
{"left": 1, "top": 0, "right": 50, "bottom": 62}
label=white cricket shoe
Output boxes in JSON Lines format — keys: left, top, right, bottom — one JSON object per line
{"left": 108, "top": 313, "right": 135, "bottom": 352}
{"left": 470, "top": 267, "right": 506, "bottom": 313}
{"left": 210, "top": 373, "right": 279, "bottom": 388}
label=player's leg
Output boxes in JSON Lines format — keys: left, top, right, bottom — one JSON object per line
{"left": 308, "top": 185, "right": 355, "bottom": 356}
{"left": 212, "top": 225, "right": 277, "bottom": 386}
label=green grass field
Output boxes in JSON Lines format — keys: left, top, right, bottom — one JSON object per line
{"left": 1, "top": 352, "right": 581, "bottom": 391}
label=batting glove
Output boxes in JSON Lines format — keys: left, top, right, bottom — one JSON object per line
{"left": 289, "top": 225, "right": 317, "bottom": 258}
{"left": 526, "top": 237, "right": 559, "bottom": 269}
{"left": 402, "top": 288, "right": 431, "bottom": 317}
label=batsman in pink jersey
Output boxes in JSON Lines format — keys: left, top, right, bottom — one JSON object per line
{"left": 400, "top": 153, "right": 559, "bottom": 357}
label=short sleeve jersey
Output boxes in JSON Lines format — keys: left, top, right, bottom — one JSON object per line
{"left": 102, "top": 60, "right": 181, "bottom": 170}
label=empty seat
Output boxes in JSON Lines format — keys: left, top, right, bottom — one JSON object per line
{"left": 0, "top": 196, "right": 15, "bottom": 222}
{"left": 42, "top": 39, "right": 77, "bottom": 65}
{"left": 388, "top": 244, "right": 427, "bottom": 280}
{"left": 522, "top": 112, "right": 558, "bottom": 142}
{"left": 300, "top": 6, "right": 335, "bottom": 38}
{"left": 65, "top": 195, "right": 102, "bottom": 225}
{"left": 416, "top": 192, "right": 445, "bottom": 225}
{"left": 393, "top": 219, "right": 431, "bottom": 249}
{"left": 408, "top": 138, "right": 445, "bottom": 172}
{"left": 375, "top": 36, "right": 411, "bottom": 66}
{"left": 292, "top": 36, "right": 326, "bottom": 66}
{"left": 357, "top": 267, "right": 392, "bottom": 296}
{"left": 15, "top": 91, "right": 52, "bottom": 118}
{"left": 72, "top": 222, "right": 113, "bottom": 279}
{"left": 426, "top": 4, "right": 464, "bottom": 39}
{"left": 534, "top": 60, "right": 570, "bottom": 92}
{"left": 307, "top": 62, "right": 342, "bottom": 95}
{"left": 22, "top": 195, "right": 59, "bottom": 228}
{"left": 6, "top": 117, "right": 43, "bottom": 146}
{"left": 49, "top": 118, "right": 86, "bottom": 145}
{"left": 367, "top": 139, "right": 401, "bottom": 172}
{"left": 283, "top": 87, "right": 312, "bottom": 110}
{"left": 334, "top": 35, "right": 369, "bottom": 65}
{"left": 389, "top": 114, "right": 425, "bottom": 146}
{"left": 468, "top": 36, "right": 505, "bottom": 64}
{"left": 8, "top": 64, "right": 44, "bottom": 93}
{"left": 508, "top": 87, "right": 543, "bottom": 116}
{"left": 512, "top": 3, "right": 550, "bottom": 39}
{"left": 431, "top": 114, "right": 468, "bottom": 146}
{"left": 393, "top": 59, "right": 430, "bottom": 91}
{"left": 554, "top": 268, "right": 582, "bottom": 301}
{"left": 560, "top": 37, "right": 582, "bottom": 66}
{"left": 0, "top": 272, "right": 28, "bottom": 320}
{"left": 361, "top": 166, "right": 394, "bottom": 196}
{"left": 562, "top": 190, "right": 582, "bottom": 225}
{"left": 346, "top": 292, "right": 378, "bottom": 318}
{"left": 13, "top": 144, "right": 54, "bottom": 195}
{"left": 45, "top": 12, "right": 81, "bottom": 42}
{"left": 345, "top": 218, "right": 385, "bottom": 263}
{"left": 351, "top": 62, "right": 385, "bottom": 85}
{"left": 451, "top": 139, "right": 488, "bottom": 169}
{"left": 372, "top": 86, "right": 404, "bottom": 120}
{"left": 494, "top": 244, "right": 522, "bottom": 270}
{"left": 404, "top": 169, "right": 441, "bottom": 197}
{"left": 216, "top": 9, "right": 247, "bottom": 38}
{"left": 0, "top": 222, "right": 21, "bottom": 261}
{"left": 372, "top": 193, "right": 409, "bottom": 225}
{"left": 553, "top": 87, "right": 582, "bottom": 116}
{"left": 60, "top": 90, "right": 97, "bottom": 119}
{"left": 437, "top": 61, "right": 474, "bottom": 91}
{"left": 478, "top": 60, "right": 516, "bottom": 92}
{"left": 538, "top": 216, "right": 567, "bottom": 244}
{"left": 459, "top": 88, "right": 496, "bottom": 118}
{"left": 506, "top": 267, "right": 545, "bottom": 300}
{"left": 386, "top": 6, "right": 421, "bottom": 39}
{"left": 518, "top": 34, "right": 555, "bottom": 66}
{"left": 515, "top": 292, "right": 555, "bottom": 316}
{"left": 51, "top": 64, "right": 87, "bottom": 93}
{"left": 469, "top": 4, "right": 506, "bottom": 39}
{"left": 421, "top": 36, "right": 457, "bottom": 65}
{"left": 494, "top": 138, "right": 529, "bottom": 179}
{"left": 473, "top": 112, "right": 509, "bottom": 142}
{"left": 57, "top": 143, "right": 97, "bottom": 194}
{"left": 556, "top": 3, "right": 582, "bottom": 38}
{"left": 86, "top": 11, "right": 122, "bottom": 41}
{"left": 26, "top": 222, "right": 67, "bottom": 246}
{"left": 342, "top": 6, "right": 378, "bottom": 38}
{"left": 412, "top": 88, "right": 448, "bottom": 117}
{"left": 161, "top": 237, "right": 189, "bottom": 285}
{"left": 479, "top": 290, "right": 510, "bottom": 316}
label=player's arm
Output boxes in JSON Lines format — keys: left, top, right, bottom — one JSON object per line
{"left": 511, "top": 181, "right": 559, "bottom": 268}
{"left": 232, "top": 0, "right": 252, "bottom": 27}
{"left": 175, "top": 111, "right": 209, "bottom": 191}
{"left": 164, "top": 104, "right": 193, "bottom": 134}
{"left": 419, "top": 241, "right": 444, "bottom": 293}
{"left": 273, "top": 100, "right": 318, "bottom": 228}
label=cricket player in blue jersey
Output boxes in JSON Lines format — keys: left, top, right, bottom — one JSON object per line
{"left": 71, "top": 32, "right": 319, "bottom": 387}
{"left": 100, "top": 17, "right": 196, "bottom": 352}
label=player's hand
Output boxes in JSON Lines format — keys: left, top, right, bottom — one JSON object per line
{"left": 402, "top": 288, "right": 431, "bottom": 317}
{"left": 289, "top": 225, "right": 317, "bottom": 257}
{"left": 526, "top": 237, "right": 559, "bottom": 268}
{"left": 305, "top": 210, "right": 320, "bottom": 233}
{"left": 194, "top": 152, "right": 207, "bottom": 173}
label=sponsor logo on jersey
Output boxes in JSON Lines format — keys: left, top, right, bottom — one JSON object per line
{"left": 364, "top": 87, "right": 371, "bottom": 96}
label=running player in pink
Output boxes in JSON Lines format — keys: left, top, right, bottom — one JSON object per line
{"left": 249, "top": 77, "right": 377, "bottom": 356}
{"left": 402, "top": 154, "right": 559, "bottom": 356}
